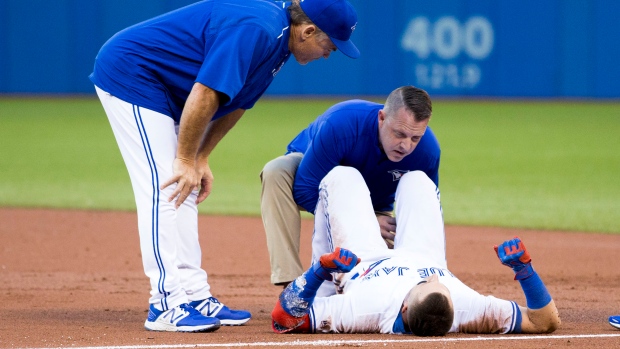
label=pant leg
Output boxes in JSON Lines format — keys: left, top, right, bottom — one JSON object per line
{"left": 393, "top": 170, "right": 447, "bottom": 269}
{"left": 169, "top": 118, "right": 212, "bottom": 301}
{"left": 260, "top": 152, "right": 304, "bottom": 284}
{"left": 96, "top": 86, "right": 189, "bottom": 310}
{"left": 312, "top": 166, "right": 391, "bottom": 296}
{"left": 175, "top": 189, "right": 212, "bottom": 301}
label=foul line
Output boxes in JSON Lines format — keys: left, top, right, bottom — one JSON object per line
{"left": 15, "top": 333, "right": 620, "bottom": 349}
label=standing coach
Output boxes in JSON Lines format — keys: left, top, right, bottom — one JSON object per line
{"left": 90, "top": 0, "right": 359, "bottom": 333}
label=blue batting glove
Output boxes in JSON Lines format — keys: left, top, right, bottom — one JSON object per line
{"left": 319, "top": 247, "right": 361, "bottom": 273}
{"left": 494, "top": 237, "right": 534, "bottom": 280}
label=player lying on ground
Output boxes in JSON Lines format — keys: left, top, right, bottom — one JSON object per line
{"left": 271, "top": 166, "right": 561, "bottom": 335}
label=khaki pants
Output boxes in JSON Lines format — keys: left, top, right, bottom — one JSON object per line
{"left": 260, "top": 152, "right": 304, "bottom": 285}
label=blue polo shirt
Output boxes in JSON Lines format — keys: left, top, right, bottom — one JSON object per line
{"left": 90, "top": 0, "right": 291, "bottom": 122}
{"left": 287, "top": 100, "right": 441, "bottom": 214}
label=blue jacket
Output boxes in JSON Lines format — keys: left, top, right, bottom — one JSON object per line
{"left": 287, "top": 99, "right": 440, "bottom": 213}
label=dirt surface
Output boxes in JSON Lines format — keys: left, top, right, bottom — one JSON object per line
{"left": 1, "top": 207, "right": 619, "bottom": 349}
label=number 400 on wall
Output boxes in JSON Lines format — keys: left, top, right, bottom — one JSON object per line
{"left": 401, "top": 16, "right": 494, "bottom": 60}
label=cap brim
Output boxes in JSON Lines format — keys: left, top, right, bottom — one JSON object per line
{"left": 330, "top": 37, "right": 360, "bottom": 59}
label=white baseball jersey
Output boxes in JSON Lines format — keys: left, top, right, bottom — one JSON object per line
{"left": 309, "top": 252, "right": 519, "bottom": 334}
{"left": 307, "top": 167, "right": 519, "bottom": 335}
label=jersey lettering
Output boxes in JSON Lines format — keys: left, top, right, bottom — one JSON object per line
{"left": 417, "top": 267, "right": 454, "bottom": 278}
{"left": 382, "top": 266, "right": 397, "bottom": 275}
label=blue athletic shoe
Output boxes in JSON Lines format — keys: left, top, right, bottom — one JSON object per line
{"left": 189, "top": 297, "right": 251, "bottom": 326}
{"left": 144, "top": 303, "right": 220, "bottom": 332}
{"left": 610, "top": 315, "right": 620, "bottom": 330}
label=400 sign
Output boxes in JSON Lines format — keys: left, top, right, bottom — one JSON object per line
{"left": 401, "top": 16, "right": 494, "bottom": 90}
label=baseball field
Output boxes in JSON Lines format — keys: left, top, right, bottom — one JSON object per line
{"left": 1, "top": 97, "right": 619, "bottom": 348}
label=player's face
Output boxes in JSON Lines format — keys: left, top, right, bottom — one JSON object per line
{"left": 378, "top": 108, "right": 429, "bottom": 162}
{"left": 291, "top": 27, "right": 337, "bottom": 65}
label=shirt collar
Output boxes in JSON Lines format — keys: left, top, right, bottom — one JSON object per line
{"left": 392, "top": 311, "right": 412, "bottom": 334}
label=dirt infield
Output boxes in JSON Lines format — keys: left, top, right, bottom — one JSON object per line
{"left": 1, "top": 207, "right": 619, "bottom": 349}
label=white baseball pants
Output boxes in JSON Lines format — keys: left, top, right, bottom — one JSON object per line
{"left": 95, "top": 86, "right": 212, "bottom": 311}
{"left": 311, "top": 166, "right": 446, "bottom": 296}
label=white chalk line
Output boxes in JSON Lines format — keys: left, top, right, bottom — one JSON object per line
{"left": 14, "top": 333, "right": 620, "bottom": 349}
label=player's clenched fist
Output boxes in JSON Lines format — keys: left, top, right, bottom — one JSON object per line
{"left": 494, "top": 237, "right": 534, "bottom": 280}
{"left": 319, "top": 247, "right": 361, "bottom": 273}
{"left": 494, "top": 237, "right": 531, "bottom": 267}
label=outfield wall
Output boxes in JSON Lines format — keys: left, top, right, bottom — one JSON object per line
{"left": 1, "top": 0, "right": 618, "bottom": 98}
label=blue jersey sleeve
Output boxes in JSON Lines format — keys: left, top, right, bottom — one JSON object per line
{"left": 293, "top": 121, "right": 352, "bottom": 213}
{"left": 423, "top": 130, "right": 440, "bottom": 188}
{"left": 197, "top": 25, "right": 271, "bottom": 105}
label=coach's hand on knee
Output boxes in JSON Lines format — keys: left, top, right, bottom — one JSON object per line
{"left": 161, "top": 157, "right": 200, "bottom": 208}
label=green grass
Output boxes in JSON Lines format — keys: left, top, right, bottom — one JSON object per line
{"left": 431, "top": 101, "right": 620, "bottom": 233}
{"left": 1, "top": 97, "right": 618, "bottom": 233}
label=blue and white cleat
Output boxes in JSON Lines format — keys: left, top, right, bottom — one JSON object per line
{"left": 190, "top": 297, "right": 251, "bottom": 326}
{"left": 610, "top": 315, "right": 620, "bottom": 330}
{"left": 144, "top": 303, "right": 220, "bottom": 332}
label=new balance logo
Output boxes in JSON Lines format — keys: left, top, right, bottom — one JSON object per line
{"left": 163, "top": 308, "right": 186, "bottom": 324}
{"left": 202, "top": 300, "right": 223, "bottom": 317}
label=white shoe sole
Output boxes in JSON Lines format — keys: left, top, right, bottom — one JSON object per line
{"left": 220, "top": 318, "right": 251, "bottom": 326}
{"left": 144, "top": 320, "right": 220, "bottom": 332}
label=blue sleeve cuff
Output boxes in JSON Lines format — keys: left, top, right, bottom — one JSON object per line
{"left": 392, "top": 311, "right": 412, "bottom": 334}
{"left": 511, "top": 301, "right": 523, "bottom": 333}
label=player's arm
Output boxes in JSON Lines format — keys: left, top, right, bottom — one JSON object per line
{"left": 161, "top": 25, "right": 268, "bottom": 206}
{"left": 194, "top": 108, "right": 245, "bottom": 204}
{"left": 160, "top": 82, "right": 221, "bottom": 208}
{"left": 422, "top": 128, "right": 441, "bottom": 188}
{"left": 271, "top": 247, "right": 360, "bottom": 333}
{"left": 494, "top": 237, "right": 561, "bottom": 334}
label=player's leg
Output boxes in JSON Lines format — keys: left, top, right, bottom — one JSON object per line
{"left": 172, "top": 130, "right": 251, "bottom": 325}
{"left": 96, "top": 87, "right": 188, "bottom": 311}
{"left": 393, "top": 171, "right": 447, "bottom": 268}
{"left": 174, "top": 188, "right": 211, "bottom": 299}
{"left": 312, "top": 166, "right": 388, "bottom": 266}
{"left": 312, "top": 166, "right": 389, "bottom": 296}
{"left": 260, "top": 153, "right": 304, "bottom": 285}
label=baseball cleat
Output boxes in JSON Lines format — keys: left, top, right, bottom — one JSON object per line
{"left": 190, "top": 297, "right": 251, "bottom": 326}
{"left": 144, "top": 303, "right": 220, "bottom": 332}
{"left": 610, "top": 315, "right": 620, "bottom": 329}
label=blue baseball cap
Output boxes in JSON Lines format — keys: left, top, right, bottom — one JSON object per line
{"left": 300, "top": 0, "right": 360, "bottom": 59}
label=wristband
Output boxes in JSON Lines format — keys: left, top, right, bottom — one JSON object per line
{"left": 516, "top": 266, "right": 552, "bottom": 309}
